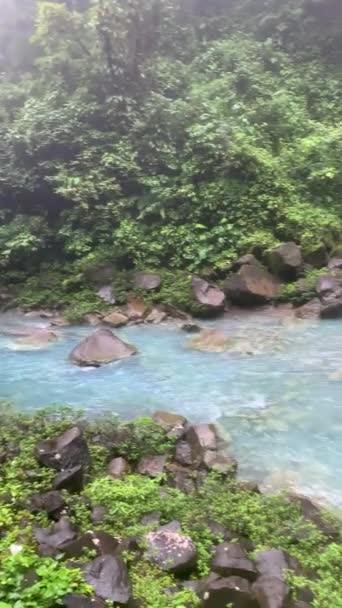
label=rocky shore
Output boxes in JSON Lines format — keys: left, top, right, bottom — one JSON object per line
{"left": 0, "top": 407, "right": 340, "bottom": 607}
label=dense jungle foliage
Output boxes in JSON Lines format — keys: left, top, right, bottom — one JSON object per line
{"left": 0, "top": 0, "right": 341, "bottom": 297}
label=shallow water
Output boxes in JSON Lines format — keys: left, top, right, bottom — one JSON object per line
{"left": 0, "top": 310, "right": 341, "bottom": 507}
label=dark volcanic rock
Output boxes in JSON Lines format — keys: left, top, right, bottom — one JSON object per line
{"left": 84, "top": 555, "right": 132, "bottom": 605}
{"left": 35, "top": 426, "right": 90, "bottom": 471}
{"left": 186, "top": 424, "right": 217, "bottom": 465}
{"left": 35, "top": 516, "right": 77, "bottom": 551}
{"left": 168, "top": 465, "right": 196, "bottom": 494}
{"left": 267, "top": 242, "right": 302, "bottom": 281}
{"left": 224, "top": 264, "right": 279, "bottom": 306}
{"left": 137, "top": 454, "right": 167, "bottom": 477}
{"left": 61, "top": 530, "right": 120, "bottom": 559}
{"left": 175, "top": 440, "right": 194, "bottom": 466}
{"left": 254, "top": 549, "right": 289, "bottom": 581}
{"left": 69, "top": 328, "right": 137, "bottom": 367}
{"left": 29, "top": 491, "right": 65, "bottom": 520}
{"left": 203, "top": 451, "right": 238, "bottom": 476}
{"left": 320, "top": 296, "right": 342, "bottom": 319}
{"left": 53, "top": 465, "right": 84, "bottom": 493}
{"left": 212, "top": 542, "right": 257, "bottom": 582}
{"left": 63, "top": 594, "right": 105, "bottom": 608}
{"left": 295, "top": 298, "right": 321, "bottom": 320}
{"left": 91, "top": 505, "right": 108, "bottom": 525}
{"left": 232, "top": 254, "right": 262, "bottom": 271}
{"left": 134, "top": 272, "right": 161, "bottom": 290}
{"left": 153, "top": 410, "right": 188, "bottom": 439}
{"left": 146, "top": 521, "right": 197, "bottom": 574}
{"left": 287, "top": 494, "right": 340, "bottom": 539}
{"left": 191, "top": 276, "right": 225, "bottom": 312}
{"left": 202, "top": 574, "right": 258, "bottom": 608}
{"left": 253, "top": 575, "right": 290, "bottom": 608}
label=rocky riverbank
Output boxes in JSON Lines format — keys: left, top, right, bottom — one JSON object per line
{"left": 0, "top": 406, "right": 341, "bottom": 608}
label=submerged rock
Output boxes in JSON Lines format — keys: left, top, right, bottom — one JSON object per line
{"left": 190, "top": 329, "right": 230, "bottom": 352}
{"left": 224, "top": 264, "right": 279, "bottom": 306}
{"left": 11, "top": 329, "right": 58, "bottom": 349}
{"left": 69, "top": 328, "right": 137, "bottom": 367}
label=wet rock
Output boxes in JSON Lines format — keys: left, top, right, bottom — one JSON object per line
{"left": 146, "top": 521, "right": 197, "bottom": 574}
{"left": 29, "top": 491, "right": 65, "bottom": 520}
{"left": 328, "top": 257, "right": 342, "bottom": 270}
{"left": 315, "top": 274, "right": 336, "bottom": 297}
{"left": 212, "top": 543, "right": 257, "bottom": 582}
{"left": 83, "top": 313, "right": 103, "bottom": 326}
{"left": 69, "top": 328, "right": 137, "bottom": 367}
{"left": 267, "top": 242, "right": 302, "bottom": 281}
{"left": 126, "top": 298, "right": 147, "bottom": 320}
{"left": 103, "top": 311, "right": 128, "bottom": 327}
{"left": 191, "top": 276, "right": 225, "bottom": 312}
{"left": 97, "top": 285, "right": 115, "bottom": 305}
{"left": 186, "top": 424, "right": 217, "bottom": 465}
{"left": 15, "top": 329, "right": 58, "bottom": 349}
{"left": 35, "top": 516, "right": 77, "bottom": 551}
{"left": 294, "top": 299, "right": 321, "bottom": 320}
{"left": 62, "top": 530, "right": 120, "bottom": 559}
{"left": 320, "top": 296, "right": 342, "bottom": 319}
{"left": 53, "top": 465, "right": 84, "bottom": 493}
{"left": 84, "top": 555, "right": 132, "bottom": 605}
{"left": 51, "top": 315, "right": 70, "bottom": 327}
{"left": 175, "top": 440, "right": 194, "bottom": 466}
{"left": 63, "top": 594, "right": 105, "bottom": 608}
{"left": 203, "top": 451, "right": 238, "bottom": 476}
{"left": 145, "top": 307, "right": 168, "bottom": 324}
{"left": 137, "top": 454, "right": 167, "bottom": 477}
{"left": 35, "top": 426, "right": 90, "bottom": 471}
{"left": 202, "top": 574, "right": 257, "bottom": 608}
{"left": 224, "top": 264, "right": 279, "bottom": 306}
{"left": 190, "top": 329, "right": 230, "bottom": 352}
{"left": 134, "top": 272, "right": 161, "bottom": 290}
{"left": 253, "top": 575, "right": 290, "bottom": 608}
{"left": 108, "top": 457, "right": 130, "bottom": 479}
{"left": 180, "top": 322, "right": 202, "bottom": 333}
{"left": 153, "top": 411, "right": 188, "bottom": 439}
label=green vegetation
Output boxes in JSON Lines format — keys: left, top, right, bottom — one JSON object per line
{"left": 0, "top": 0, "right": 341, "bottom": 306}
{"left": 0, "top": 405, "right": 341, "bottom": 607}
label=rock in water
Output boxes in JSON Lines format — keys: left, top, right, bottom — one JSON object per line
{"left": 190, "top": 329, "right": 230, "bottom": 352}
{"left": 69, "top": 328, "right": 137, "bottom": 367}
{"left": 267, "top": 242, "right": 302, "bottom": 281}
{"left": 191, "top": 276, "right": 225, "bottom": 312}
{"left": 224, "top": 264, "right": 279, "bottom": 306}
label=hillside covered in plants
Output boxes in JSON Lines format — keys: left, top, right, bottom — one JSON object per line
{"left": 0, "top": 0, "right": 341, "bottom": 309}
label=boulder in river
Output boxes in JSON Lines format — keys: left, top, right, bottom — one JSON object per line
{"left": 134, "top": 272, "right": 161, "bottom": 290}
{"left": 191, "top": 276, "right": 225, "bottom": 312}
{"left": 224, "top": 264, "right": 279, "bottom": 306}
{"left": 103, "top": 311, "right": 128, "bottom": 327}
{"left": 9, "top": 328, "right": 58, "bottom": 349}
{"left": 69, "top": 328, "right": 137, "bottom": 367}
{"left": 190, "top": 329, "right": 230, "bottom": 352}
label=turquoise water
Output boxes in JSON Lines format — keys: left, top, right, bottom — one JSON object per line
{"left": 1, "top": 310, "right": 341, "bottom": 507}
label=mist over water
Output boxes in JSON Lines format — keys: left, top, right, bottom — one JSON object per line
{"left": 1, "top": 310, "right": 341, "bottom": 508}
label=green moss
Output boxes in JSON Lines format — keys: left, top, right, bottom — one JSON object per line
{"left": 277, "top": 268, "right": 327, "bottom": 305}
